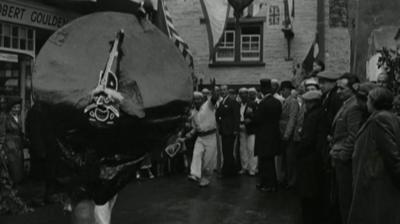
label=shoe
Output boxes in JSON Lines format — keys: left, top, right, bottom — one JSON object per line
{"left": 238, "top": 169, "right": 247, "bottom": 175}
{"left": 248, "top": 171, "right": 256, "bottom": 176}
{"left": 148, "top": 170, "right": 155, "bottom": 179}
{"left": 256, "top": 184, "right": 277, "bottom": 192}
{"left": 187, "top": 174, "right": 200, "bottom": 182}
{"left": 199, "top": 178, "right": 210, "bottom": 187}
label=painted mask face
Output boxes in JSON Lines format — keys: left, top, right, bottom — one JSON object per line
{"left": 85, "top": 71, "right": 121, "bottom": 127}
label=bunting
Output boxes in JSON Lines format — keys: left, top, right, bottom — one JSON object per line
{"left": 156, "top": 0, "right": 194, "bottom": 69}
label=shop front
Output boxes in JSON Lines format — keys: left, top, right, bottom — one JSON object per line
{"left": 0, "top": 0, "right": 78, "bottom": 131}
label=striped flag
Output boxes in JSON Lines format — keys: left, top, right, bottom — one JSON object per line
{"left": 155, "top": 0, "right": 194, "bottom": 69}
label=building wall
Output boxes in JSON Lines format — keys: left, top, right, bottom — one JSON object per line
{"left": 325, "top": 0, "right": 351, "bottom": 74}
{"left": 165, "top": 0, "right": 350, "bottom": 85}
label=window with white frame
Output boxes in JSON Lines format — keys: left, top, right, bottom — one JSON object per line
{"left": 269, "top": 5, "right": 280, "bottom": 25}
{"left": 212, "top": 19, "right": 264, "bottom": 66}
{"left": 0, "top": 23, "right": 35, "bottom": 54}
{"left": 240, "top": 26, "right": 261, "bottom": 61}
{"left": 216, "top": 30, "right": 235, "bottom": 62}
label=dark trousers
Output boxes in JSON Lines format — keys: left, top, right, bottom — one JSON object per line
{"left": 301, "top": 197, "right": 322, "bottom": 224}
{"left": 221, "top": 134, "right": 236, "bottom": 176}
{"left": 258, "top": 156, "right": 277, "bottom": 187}
{"left": 335, "top": 159, "right": 352, "bottom": 224}
{"left": 285, "top": 141, "right": 297, "bottom": 187}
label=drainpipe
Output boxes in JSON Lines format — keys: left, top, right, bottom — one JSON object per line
{"left": 317, "top": 0, "right": 325, "bottom": 61}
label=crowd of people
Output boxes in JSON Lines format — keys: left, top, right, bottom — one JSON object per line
{"left": 1, "top": 61, "right": 400, "bottom": 224}
{"left": 178, "top": 65, "right": 400, "bottom": 224}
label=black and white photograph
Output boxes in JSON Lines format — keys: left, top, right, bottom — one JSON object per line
{"left": 0, "top": 0, "right": 400, "bottom": 223}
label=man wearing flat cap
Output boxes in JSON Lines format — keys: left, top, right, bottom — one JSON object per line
{"left": 317, "top": 70, "right": 344, "bottom": 223}
{"left": 253, "top": 79, "right": 282, "bottom": 191}
{"left": 297, "top": 89, "right": 325, "bottom": 224}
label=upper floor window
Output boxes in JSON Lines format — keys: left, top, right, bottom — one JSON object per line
{"left": 0, "top": 23, "right": 35, "bottom": 55}
{"left": 216, "top": 30, "right": 235, "bottom": 62}
{"left": 269, "top": 5, "right": 280, "bottom": 26}
{"left": 240, "top": 26, "right": 261, "bottom": 61}
{"left": 211, "top": 17, "right": 265, "bottom": 67}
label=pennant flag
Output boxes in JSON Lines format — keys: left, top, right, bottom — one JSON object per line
{"left": 199, "top": 0, "right": 230, "bottom": 60}
{"left": 154, "top": 0, "right": 194, "bottom": 69}
{"left": 283, "top": 0, "right": 295, "bottom": 30}
{"left": 302, "top": 35, "right": 319, "bottom": 74}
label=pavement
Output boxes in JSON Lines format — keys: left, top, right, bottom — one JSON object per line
{"left": 0, "top": 175, "right": 300, "bottom": 224}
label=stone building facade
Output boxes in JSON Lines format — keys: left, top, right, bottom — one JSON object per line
{"left": 166, "top": 0, "right": 351, "bottom": 85}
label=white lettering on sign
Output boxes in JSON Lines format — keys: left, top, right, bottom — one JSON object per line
{"left": 0, "top": 1, "right": 77, "bottom": 30}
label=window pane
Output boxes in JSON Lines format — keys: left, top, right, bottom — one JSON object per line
{"left": 20, "top": 39, "right": 26, "bottom": 50}
{"left": 242, "top": 36, "right": 250, "bottom": 42}
{"left": 28, "top": 29, "right": 33, "bottom": 39}
{"left": 12, "top": 26, "right": 18, "bottom": 37}
{"left": 251, "top": 36, "right": 259, "bottom": 42}
{"left": 3, "top": 24, "right": 10, "bottom": 36}
{"left": 28, "top": 40, "right": 33, "bottom": 50}
{"left": 226, "top": 32, "right": 234, "bottom": 42}
{"left": 242, "top": 43, "right": 250, "bottom": 50}
{"left": 216, "top": 48, "right": 235, "bottom": 62}
{"left": 241, "top": 52, "right": 260, "bottom": 61}
{"left": 4, "top": 37, "right": 10, "bottom": 48}
{"left": 251, "top": 44, "right": 259, "bottom": 51}
{"left": 12, "top": 38, "right": 18, "bottom": 49}
{"left": 20, "top": 28, "right": 27, "bottom": 39}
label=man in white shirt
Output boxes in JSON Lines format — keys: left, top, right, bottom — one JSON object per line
{"left": 184, "top": 92, "right": 218, "bottom": 187}
{"left": 237, "top": 88, "right": 249, "bottom": 174}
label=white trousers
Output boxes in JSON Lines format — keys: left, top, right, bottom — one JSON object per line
{"left": 239, "top": 129, "right": 248, "bottom": 170}
{"left": 72, "top": 195, "right": 118, "bottom": 224}
{"left": 94, "top": 195, "right": 118, "bottom": 224}
{"left": 247, "top": 134, "right": 258, "bottom": 173}
{"left": 190, "top": 134, "right": 217, "bottom": 179}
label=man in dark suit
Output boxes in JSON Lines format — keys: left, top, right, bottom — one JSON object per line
{"left": 330, "top": 73, "right": 366, "bottom": 224}
{"left": 254, "top": 79, "right": 282, "bottom": 191}
{"left": 317, "top": 71, "right": 344, "bottom": 224}
{"left": 216, "top": 85, "right": 240, "bottom": 177}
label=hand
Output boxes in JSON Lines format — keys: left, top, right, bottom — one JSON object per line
{"left": 177, "top": 137, "right": 186, "bottom": 143}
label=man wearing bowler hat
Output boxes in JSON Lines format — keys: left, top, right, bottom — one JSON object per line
{"left": 254, "top": 79, "right": 282, "bottom": 191}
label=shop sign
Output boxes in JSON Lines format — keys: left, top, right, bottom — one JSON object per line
{"left": 0, "top": 52, "right": 18, "bottom": 63}
{"left": 0, "top": 0, "right": 78, "bottom": 31}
